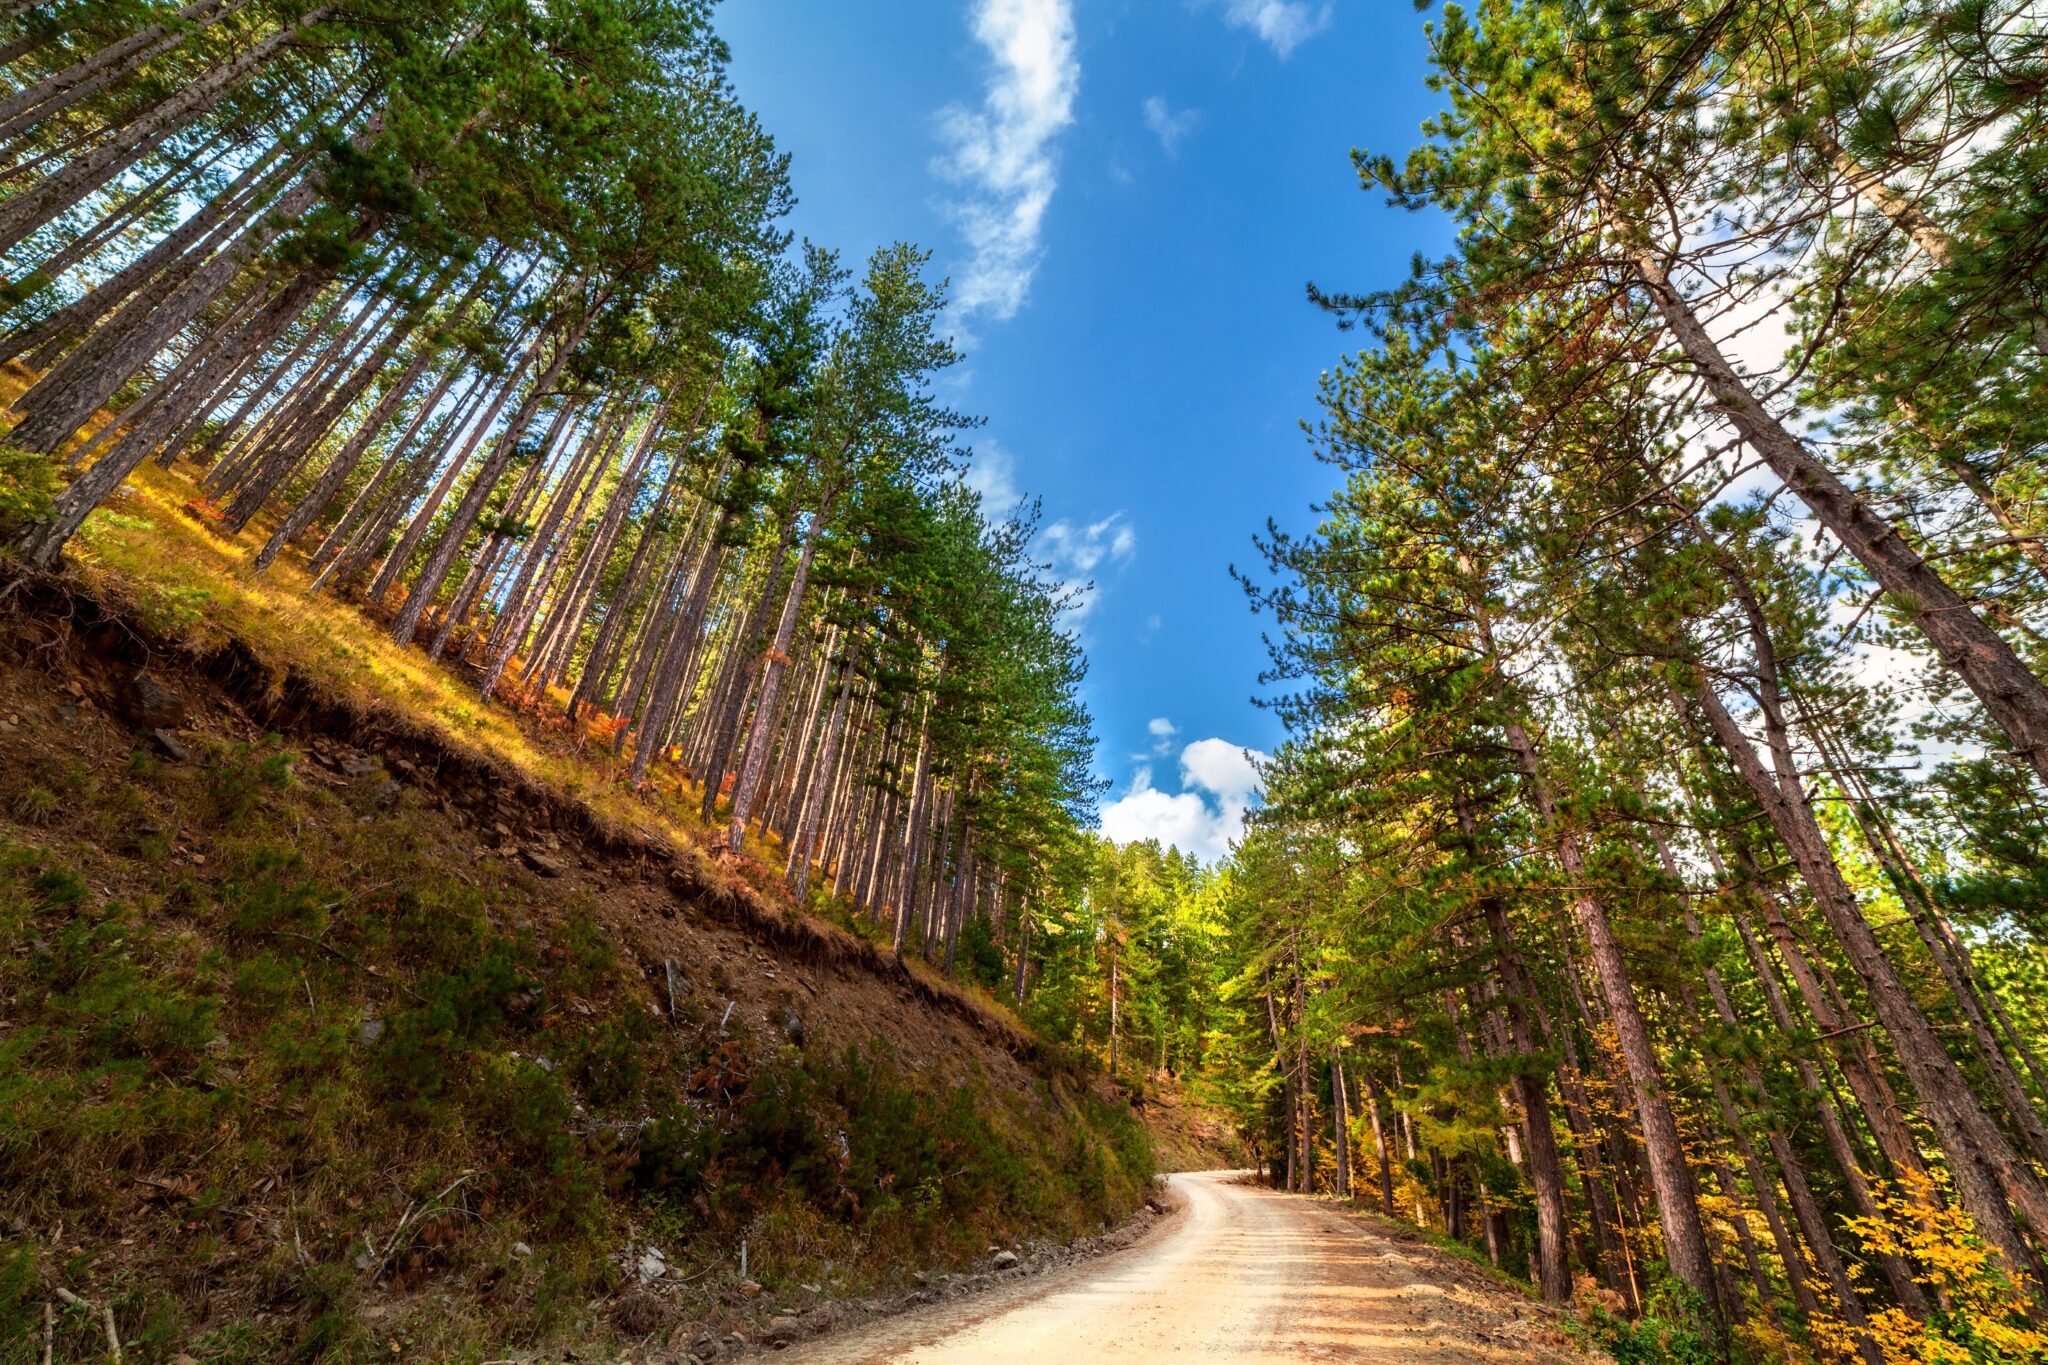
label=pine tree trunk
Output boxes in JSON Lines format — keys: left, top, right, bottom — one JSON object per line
{"left": 567, "top": 440, "right": 707, "bottom": 722}
{"left": 189, "top": 280, "right": 353, "bottom": 478}
{"left": 1361, "top": 1067, "right": 1397, "bottom": 1215}
{"left": 1504, "top": 720, "right": 1723, "bottom": 1324}
{"left": 252, "top": 342, "right": 432, "bottom": 570}
{"left": 216, "top": 283, "right": 407, "bottom": 521}
{"left": 1730, "top": 908, "right": 1931, "bottom": 1318}
{"left": 1331, "top": 1054, "right": 1351, "bottom": 1199}
{"left": 1626, "top": 233, "right": 2048, "bottom": 785}
{"left": 317, "top": 374, "right": 488, "bottom": 577}
{"left": 20, "top": 125, "right": 236, "bottom": 290}
{"left": 8, "top": 126, "right": 359, "bottom": 456}
{"left": 885, "top": 715, "right": 932, "bottom": 953}
{"left": 0, "top": 6, "right": 333, "bottom": 254}
{"left": 17, "top": 259, "right": 336, "bottom": 563}
{"left": 0, "top": 0, "right": 247, "bottom": 144}
{"left": 788, "top": 655, "right": 856, "bottom": 901}
{"left": 1012, "top": 900, "right": 1029, "bottom": 1007}
{"left": 478, "top": 406, "right": 622, "bottom": 696}
{"left": 942, "top": 833, "right": 972, "bottom": 974}
{"left": 1693, "top": 678, "right": 2048, "bottom": 1287}
{"left": 697, "top": 534, "right": 798, "bottom": 823}
{"left": 389, "top": 300, "right": 596, "bottom": 644}
{"left": 624, "top": 514, "right": 731, "bottom": 779}
{"left": 1460, "top": 795, "right": 1575, "bottom": 1301}
{"left": 720, "top": 503, "right": 825, "bottom": 852}
{"left": 1814, "top": 719, "right": 2048, "bottom": 1163}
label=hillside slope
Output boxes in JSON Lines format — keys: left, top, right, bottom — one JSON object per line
{"left": 0, "top": 571, "right": 1153, "bottom": 1363}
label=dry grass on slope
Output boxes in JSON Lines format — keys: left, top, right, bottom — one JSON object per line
{"left": 0, "top": 362, "right": 1028, "bottom": 1053}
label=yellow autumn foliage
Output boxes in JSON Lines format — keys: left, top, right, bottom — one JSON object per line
{"left": 1810, "top": 1180, "right": 2048, "bottom": 1365}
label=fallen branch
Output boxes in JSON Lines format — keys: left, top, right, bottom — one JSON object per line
{"left": 50, "top": 1288, "right": 120, "bottom": 1362}
{"left": 362, "top": 1172, "right": 479, "bottom": 1282}
{"left": 665, "top": 956, "right": 685, "bottom": 1018}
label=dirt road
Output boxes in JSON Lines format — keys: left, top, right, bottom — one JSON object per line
{"left": 776, "top": 1170, "right": 1594, "bottom": 1362}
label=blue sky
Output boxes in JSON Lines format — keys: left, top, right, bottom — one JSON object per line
{"left": 720, "top": 0, "right": 1453, "bottom": 860}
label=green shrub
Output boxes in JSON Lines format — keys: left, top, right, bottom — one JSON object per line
{"left": 0, "top": 1243, "right": 38, "bottom": 1351}
{"left": 1585, "top": 1282, "right": 1721, "bottom": 1365}
{"left": 221, "top": 844, "right": 329, "bottom": 938}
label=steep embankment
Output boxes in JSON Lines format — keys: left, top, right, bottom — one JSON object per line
{"left": 0, "top": 572, "right": 1153, "bottom": 1363}
{"left": 1122, "top": 1073, "right": 1244, "bottom": 1174}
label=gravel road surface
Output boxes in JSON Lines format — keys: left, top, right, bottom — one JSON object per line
{"left": 773, "top": 1170, "right": 1595, "bottom": 1362}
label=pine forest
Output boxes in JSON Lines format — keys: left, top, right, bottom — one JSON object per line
{"left": 3, "top": 0, "right": 2048, "bottom": 1361}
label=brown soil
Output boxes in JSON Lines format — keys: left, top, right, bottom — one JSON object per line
{"left": 0, "top": 569, "right": 1038, "bottom": 1086}
{"left": 1122, "top": 1072, "right": 1243, "bottom": 1172}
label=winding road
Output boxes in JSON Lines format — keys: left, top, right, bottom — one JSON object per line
{"left": 777, "top": 1171, "right": 1593, "bottom": 1363}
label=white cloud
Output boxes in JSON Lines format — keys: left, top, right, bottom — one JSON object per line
{"left": 1180, "top": 737, "right": 1263, "bottom": 807}
{"left": 1041, "top": 512, "right": 1135, "bottom": 575}
{"left": 1100, "top": 738, "right": 1268, "bottom": 862}
{"left": 1142, "top": 96, "right": 1199, "bottom": 155}
{"left": 1147, "top": 715, "right": 1179, "bottom": 755}
{"left": 1038, "top": 512, "right": 1135, "bottom": 619}
{"left": 935, "top": 0, "right": 1079, "bottom": 327}
{"left": 964, "top": 438, "right": 1025, "bottom": 517}
{"left": 1215, "top": 0, "right": 1331, "bottom": 57}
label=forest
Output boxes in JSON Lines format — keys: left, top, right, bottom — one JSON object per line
{"left": 5, "top": 0, "right": 2048, "bottom": 1361}
{"left": 1198, "top": 0, "right": 2048, "bottom": 1359}
{"left": 0, "top": 0, "right": 1104, "bottom": 959}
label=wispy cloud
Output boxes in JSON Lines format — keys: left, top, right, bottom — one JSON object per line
{"left": 963, "top": 438, "right": 1025, "bottom": 518}
{"left": 1042, "top": 512, "right": 1135, "bottom": 576}
{"left": 1214, "top": 0, "right": 1331, "bottom": 57}
{"left": 1147, "top": 716, "right": 1180, "bottom": 756}
{"left": 1142, "top": 96, "right": 1199, "bottom": 155}
{"left": 1039, "top": 511, "right": 1135, "bottom": 618}
{"left": 935, "top": 0, "right": 1079, "bottom": 328}
{"left": 1099, "top": 738, "right": 1267, "bottom": 862}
